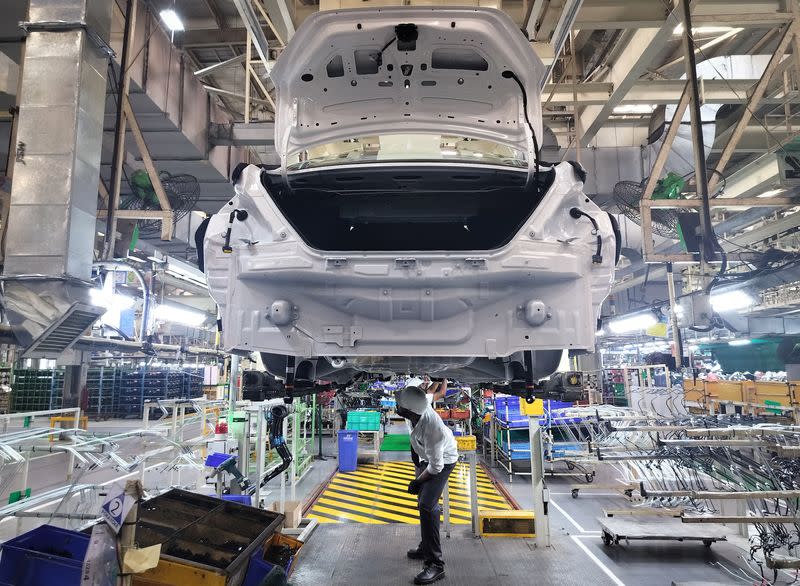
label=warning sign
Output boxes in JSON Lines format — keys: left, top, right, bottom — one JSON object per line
{"left": 100, "top": 483, "right": 135, "bottom": 534}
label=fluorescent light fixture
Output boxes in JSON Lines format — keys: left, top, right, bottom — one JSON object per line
{"left": 612, "top": 104, "right": 657, "bottom": 115}
{"left": 757, "top": 188, "right": 785, "bottom": 198}
{"left": 673, "top": 24, "right": 736, "bottom": 35}
{"left": 152, "top": 304, "right": 207, "bottom": 327}
{"left": 711, "top": 289, "right": 755, "bottom": 312}
{"left": 728, "top": 339, "right": 751, "bottom": 346}
{"left": 608, "top": 312, "right": 658, "bottom": 334}
{"left": 160, "top": 9, "right": 184, "bottom": 32}
{"left": 440, "top": 149, "right": 458, "bottom": 156}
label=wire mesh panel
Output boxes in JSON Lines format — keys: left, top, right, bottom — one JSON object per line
{"left": 10, "top": 369, "right": 64, "bottom": 412}
{"left": 613, "top": 180, "right": 682, "bottom": 239}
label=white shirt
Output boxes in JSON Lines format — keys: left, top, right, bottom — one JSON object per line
{"left": 409, "top": 406, "right": 459, "bottom": 475}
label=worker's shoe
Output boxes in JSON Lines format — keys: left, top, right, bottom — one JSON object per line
{"left": 414, "top": 563, "right": 445, "bottom": 585}
{"left": 407, "top": 548, "right": 425, "bottom": 560}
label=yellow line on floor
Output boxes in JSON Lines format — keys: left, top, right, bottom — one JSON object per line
{"left": 328, "top": 478, "right": 481, "bottom": 512}
{"left": 342, "top": 468, "right": 498, "bottom": 498}
{"left": 327, "top": 480, "right": 478, "bottom": 514}
{"left": 309, "top": 504, "right": 386, "bottom": 524}
{"left": 324, "top": 485, "right": 473, "bottom": 521}
{"left": 329, "top": 475, "right": 511, "bottom": 509}
{"left": 323, "top": 489, "right": 471, "bottom": 523}
{"left": 317, "top": 497, "right": 421, "bottom": 524}
{"left": 332, "top": 473, "right": 510, "bottom": 508}
{"left": 380, "top": 463, "right": 496, "bottom": 489}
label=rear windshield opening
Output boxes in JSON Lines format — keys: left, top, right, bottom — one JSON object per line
{"left": 261, "top": 165, "right": 554, "bottom": 251}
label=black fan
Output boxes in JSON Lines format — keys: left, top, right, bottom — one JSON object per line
{"left": 613, "top": 179, "right": 682, "bottom": 240}
{"left": 121, "top": 170, "right": 200, "bottom": 237}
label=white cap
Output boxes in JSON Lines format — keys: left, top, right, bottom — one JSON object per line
{"left": 395, "top": 386, "right": 429, "bottom": 415}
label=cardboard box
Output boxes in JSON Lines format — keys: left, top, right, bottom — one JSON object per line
{"left": 268, "top": 500, "right": 303, "bottom": 529}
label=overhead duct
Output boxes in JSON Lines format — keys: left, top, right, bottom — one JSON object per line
{"left": 2, "top": 0, "right": 113, "bottom": 358}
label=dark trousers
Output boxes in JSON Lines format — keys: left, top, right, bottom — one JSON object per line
{"left": 417, "top": 463, "right": 456, "bottom": 568}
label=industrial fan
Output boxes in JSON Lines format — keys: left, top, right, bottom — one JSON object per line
{"left": 121, "top": 170, "right": 200, "bottom": 237}
{"left": 613, "top": 172, "right": 686, "bottom": 240}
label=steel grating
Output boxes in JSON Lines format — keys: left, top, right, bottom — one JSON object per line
{"left": 307, "top": 461, "right": 512, "bottom": 525}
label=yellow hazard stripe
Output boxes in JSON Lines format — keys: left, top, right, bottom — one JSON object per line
{"left": 379, "top": 463, "right": 496, "bottom": 490}
{"left": 339, "top": 470, "right": 508, "bottom": 505}
{"left": 323, "top": 489, "right": 471, "bottom": 523}
{"left": 309, "top": 504, "right": 386, "bottom": 524}
{"left": 317, "top": 497, "right": 420, "bottom": 524}
{"left": 325, "top": 485, "right": 473, "bottom": 521}
{"left": 330, "top": 474, "right": 510, "bottom": 509}
{"left": 328, "top": 478, "right": 479, "bottom": 514}
{"left": 333, "top": 474, "right": 509, "bottom": 509}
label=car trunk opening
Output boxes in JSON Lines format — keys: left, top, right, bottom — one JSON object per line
{"left": 260, "top": 164, "right": 555, "bottom": 251}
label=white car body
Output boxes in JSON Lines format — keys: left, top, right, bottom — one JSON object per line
{"left": 203, "top": 7, "right": 617, "bottom": 384}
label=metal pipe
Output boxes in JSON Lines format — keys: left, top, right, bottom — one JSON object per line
{"left": 74, "top": 335, "right": 227, "bottom": 357}
{"left": 666, "top": 263, "right": 684, "bottom": 364}
{"left": 93, "top": 260, "right": 150, "bottom": 340}
{"left": 102, "top": 0, "right": 135, "bottom": 260}
{"left": 682, "top": 515, "right": 800, "bottom": 524}
{"left": 679, "top": 0, "right": 716, "bottom": 267}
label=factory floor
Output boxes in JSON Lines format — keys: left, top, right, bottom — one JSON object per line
{"left": 290, "top": 425, "right": 767, "bottom": 586}
{"left": 2, "top": 419, "right": 774, "bottom": 585}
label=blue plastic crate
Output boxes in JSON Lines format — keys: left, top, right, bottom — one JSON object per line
{"left": 0, "top": 525, "right": 89, "bottom": 586}
{"left": 243, "top": 534, "right": 301, "bottom": 586}
{"left": 205, "top": 452, "right": 234, "bottom": 468}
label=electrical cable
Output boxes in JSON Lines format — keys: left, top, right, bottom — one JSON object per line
{"left": 501, "top": 70, "right": 541, "bottom": 194}
{"left": 570, "top": 208, "right": 603, "bottom": 263}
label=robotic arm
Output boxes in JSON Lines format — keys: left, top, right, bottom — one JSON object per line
{"left": 259, "top": 404, "right": 292, "bottom": 487}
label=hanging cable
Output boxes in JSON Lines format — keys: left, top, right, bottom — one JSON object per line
{"left": 569, "top": 208, "right": 603, "bottom": 264}
{"left": 501, "top": 70, "right": 541, "bottom": 193}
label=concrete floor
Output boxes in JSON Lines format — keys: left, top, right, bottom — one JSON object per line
{"left": 0, "top": 418, "right": 777, "bottom": 585}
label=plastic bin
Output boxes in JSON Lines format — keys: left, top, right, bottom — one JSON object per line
{"left": 0, "top": 524, "right": 89, "bottom": 586}
{"left": 338, "top": 430, "right": 358, "bottom": 472}
{"left": 346, "top": 410, "right": 380, "bottom": 431}
{"left": 243, "top": 533, "right": 303, "bottom": 585}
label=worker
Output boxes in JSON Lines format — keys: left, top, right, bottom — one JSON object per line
{"left": 395, "top": 385, "right": 459, "bottom": 585}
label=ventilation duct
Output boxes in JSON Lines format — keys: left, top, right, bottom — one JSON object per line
{"left": 1, "top": 0, "right": 113, "bottom": 357}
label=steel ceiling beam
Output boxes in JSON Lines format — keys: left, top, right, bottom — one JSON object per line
{"left": 231, "top": 0, "right": 272, "bottom": 68}
{"left": 193, "top": 54, "right": 246, "bottom": 78}
{"left": 577, "top": 4, "right": 682, "bottom": 147}
{"left": 543, "top": 78, "right": 765, "bottom": 106}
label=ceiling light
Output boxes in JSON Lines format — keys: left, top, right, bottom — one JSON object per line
{"left": 612, "top": 104, "right": 656, "bottom": 115}
{"left": 757, "top": 188, "right": 786, "bottom": 198}
{"left": 152, "top": 304, "right": 207, "bottom": 327}
{"left": 711, "top": 289, "right": 755, "bottom": 312}
{"left": 673, "top": 24, "right": 736, "bottom": 35}
{"left": 440, "top": 149, "right": 458, "bottom": 156}
{"left": 160, "top": 9, "right": 184, "bottom": 32}
{"left": 608, "top": 312, "right": 658, "bottom": 334}
{"left": 728, "top": 339, "right": 752, "bottom": 346}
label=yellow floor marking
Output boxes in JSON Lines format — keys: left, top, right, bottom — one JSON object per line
{"left": 332, "top": 472, "right": 510, "bottom": 507}
{"left": 327, "top": 479, "right": 480, "bottom": 513}
{"left": 309, "top": 503, "right": 386, "bottom": 524}
{"left": 380, "top": 463, "right": 496, "bottom": 489}
{"left": 329, "top": 475, "right": 511, "bottom": 509}
{"left": 317, "top": 497, "right": 421, "bottom": 524}
{"left": 343, "top": 467, "right": 497, "bottom": 496}
{"left": 324, "top": 485, "right": 473, "bottom": 520}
